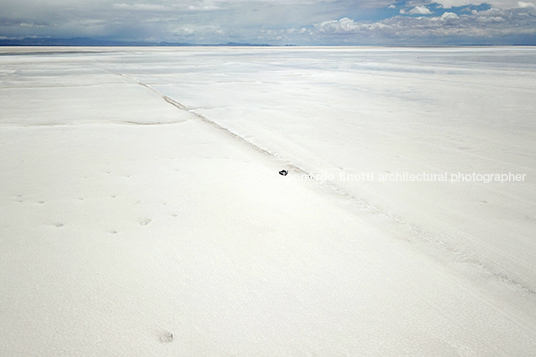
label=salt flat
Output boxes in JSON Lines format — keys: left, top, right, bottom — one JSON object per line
{"left": 1, "top": 47, "right": 535, "bottom": 356}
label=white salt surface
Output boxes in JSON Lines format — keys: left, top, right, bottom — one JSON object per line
{"left": 1, "top": 47, "right": 536, "bottom": 356}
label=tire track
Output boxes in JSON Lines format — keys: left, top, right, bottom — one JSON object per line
{"left": 115, "top": 71, "right": 536, "bottom": 300}
{"left": 114, "top": 72, "right": 309, "bottom": 176}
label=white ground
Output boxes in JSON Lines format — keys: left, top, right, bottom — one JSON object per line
{"left": 1, "top": 47, "right": 535, "bottom": 356}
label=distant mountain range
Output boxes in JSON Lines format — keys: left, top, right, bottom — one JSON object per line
{"left": 0, "top": 37, "right": 272, "bottom": 47}
{"left": 4, "top": 37, "right": 526, "bottom": 47}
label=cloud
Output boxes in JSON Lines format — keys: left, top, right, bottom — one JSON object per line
{"left": 518, "top": 1, "right": 536, "bottom": 7}
{"left": 316, "top": 18, "right": 360, "bottom": 33}
{"left": 112, "top": 3, "right": 171, "bottom": 11}
{"left": 313, "top": 5, "right": 536, "bottom": 44}
{"left": 401, "top": 6, "right": 434, "bottom": 15}
{"left": 476, "top": 15, "right": 505, "bottom": 21}
{"left": 187, "top": 4, "right": 220, "bottom": 11}
{"left": 19, "top": 22, "right": 47, "bottom": 28}
{"left": 171, "top": 23, "right": 225, "bottom": 36}
{"left": 316, "top": 17, "right": 390, "bottom": 34}
{"left": 441, "top": 11, "right": 459, "bottom": 19}
{"left": 434, "top": 0, "right": 533, "bottom": 8}
{"left": 433, "top": 0, "right": 473, "bottom": 8}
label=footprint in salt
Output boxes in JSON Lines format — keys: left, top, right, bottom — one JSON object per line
{"left": 159, "top": 332, "right": 173, "bottom": 343}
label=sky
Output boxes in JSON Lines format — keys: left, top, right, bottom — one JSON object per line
{"left": 1, "top": 0, "right": 536, "bottom": 45}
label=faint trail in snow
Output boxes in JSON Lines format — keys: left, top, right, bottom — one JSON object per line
{"left": 114, "top": 71, "right": 536, "bottom": 302}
